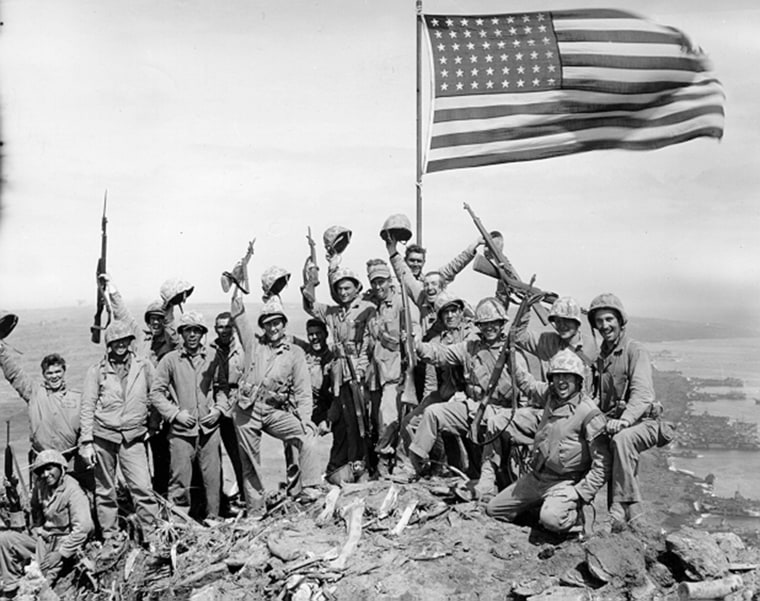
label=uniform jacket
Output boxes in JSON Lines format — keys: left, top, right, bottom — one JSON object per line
{"left": 80, "top": 352, "right": 154, "bottom": 444}
{"left": 293, "top": 337, "right": 334, "bottom": 425}
{"left": 517, "top": 368, "right": 610, "bottom": 502}
{"left": 210, "top": 335, "right": 246, "bottom": 417}
{"left": 151, "top": 346, "right": 229, "bottom": 436}
{"left": 426, "top": 320, "right": 479, "bottom": 401}
{"left": 417, "top": 335, "right": 527, "bottom": 407}
{"left": 0, "top": 344, "right": 80, "bottom": 453}
{"left": 31, "top": 474, "right": 94, "bottom": 559}
{"left": 597, "top": 332, "right": 657, "bottom": 424}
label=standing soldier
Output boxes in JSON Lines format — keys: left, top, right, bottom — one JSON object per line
{"left": 231, "top": 296, "right": 322, "bottom": 514}
{"left": 103, "top": 274, "right": 180, "bottom": 498}
{"left": 363, "top": 259, "right": 420, "bottom": 477}
{"left": 209, "top": 311, "right": 246, "bottom": 506}
{"left": 407, "top": 298, "right": 528, "bottom": 481}
{"left": 0, "top": 344, "right": 85, "bottom": 484}
{"left": 301, "top": 261, "right": 375, "bottom": 484}
{"left": 485, "top": 350, "right": 610, "bottom": 535}
{"left": 293, "top": 318, "right": 334, "bottom": 435}
{"left": 588, "top": 293, "right": 659, "bottom": 530}
{"left": 151, "top": 311, "right": 227, "bottom": 520}
{"left": 79, "top": 321, "right": 159, "bottom": 552}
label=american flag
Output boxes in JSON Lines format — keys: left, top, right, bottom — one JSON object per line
{"left": 423, "top": 9, "right": 725, "bottom": 173}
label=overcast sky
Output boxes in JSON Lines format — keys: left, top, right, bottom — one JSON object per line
{"left": 0, "top": 0, "right": 757, "bottom": 330}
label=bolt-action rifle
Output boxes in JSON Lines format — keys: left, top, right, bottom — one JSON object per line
{"left": 463, "top": 203, "right": 557, "bottom": 326}
{"left": 90, "top": 192, "right": 111, "bottom": 343}
{"left": 338, "top": 343, "right": 371, "bottom": 467}
{"left": 469, "top": 279, "right": 543, "bottom": 445}
{"left": 4, "top": 421, "right": 27, "bottom": 528}
{"left": 393, "top": 277, "right": 418, "bottom": 451}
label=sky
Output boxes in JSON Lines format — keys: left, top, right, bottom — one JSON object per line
{"left": 0, "top": 0, "right": 758, "bottom": 330}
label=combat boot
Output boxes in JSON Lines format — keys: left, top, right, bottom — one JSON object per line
{"left": 473, "top": 460, "right": 498, "bottom": 501}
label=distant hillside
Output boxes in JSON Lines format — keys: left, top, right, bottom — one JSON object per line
{"left": 625, "top": 316, "right": 760, "bottom": 343}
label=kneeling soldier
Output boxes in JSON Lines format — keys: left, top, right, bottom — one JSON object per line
{"left": 486, "top": 350, "right": 610, "bottom": 534}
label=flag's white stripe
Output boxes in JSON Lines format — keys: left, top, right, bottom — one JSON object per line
{"left": 558, "top": 42, "right": 690, "bottom": 58}
{"left": 432, "top": 78, "right": 723, "bottom": 111}
{"left": 430, "top": 92, "right": 725, "bottom": 136}
{"left": 563, "top": 66, "right": 701, "bottom": 84}
{"left": 427, "top": 112, "right": 724, "bottom": 161}
{"left": 552, "top": 18, "right": 672, "bottom": 35}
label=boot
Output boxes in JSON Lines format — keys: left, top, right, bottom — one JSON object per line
{"left": 474, "top": 460, "right": 498, "bottom": 501}
{"left": 609, "top": 502, "right": 626, "bottom": 532}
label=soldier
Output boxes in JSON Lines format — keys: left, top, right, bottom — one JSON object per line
{"left": 231, "top": 296, "right": 322, "bottom": 514}
{"left": 485, "top": 351, "right": 610, "bottom": 535}
{"left": 588, "top": 293, "right": 659, "bottom": 529}
{"left": 104, "top": 274, "right": 180, "bottom": 498}
{"left": 0, "top": 450, "right": 93, "bottom": 594}
{"left": 0, "top": 345, "right": 85, "bottom": 483}
{"left": 151, "top": 311, "right": 227, "bottom": 520}
{"left": 404, "top": 244, "right": 427, "bottom": 280}
{"left": 363, "top": 259, "right": 419, "bottom": 477}
{"left": 293, "top": 318, "right": 334, "bottom": 434}
{"left": 407, "top": 298, "right": 528, "bottom": 479}
{"left": 79, "top": 321, "right": 159, "bottom": 549}
{"left": 513, "top": 296, "right": 598, "bottom": 390}
{"left": 301, "top": 262, "right": 375, "bottom": 484}
{"left": 209, "top": 311, "right": 246, "bottom": 505}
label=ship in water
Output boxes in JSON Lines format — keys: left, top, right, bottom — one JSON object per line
{"left": 675, "top": 410, "right": 760, "bottom": 451}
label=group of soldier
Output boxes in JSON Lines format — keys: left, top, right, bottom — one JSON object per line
{"left": 0, "top": 213, "right": 666, "bottom": 595}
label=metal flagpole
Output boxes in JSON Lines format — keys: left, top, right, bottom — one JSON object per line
{"left": 415, "top": 0, "right": 423, "bottom": 244}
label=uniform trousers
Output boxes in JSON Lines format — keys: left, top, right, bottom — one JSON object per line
{"left": 486, "top": 472, "right": 580, "bottom": 533}
{"left": 169, "top": 429, "right": 221, "bottom": 518}
{"left": 609, "top": 419, "right": 659, "bottom": 504}
{"left": 233, "top": 402, "right": 320, "bottom": 513}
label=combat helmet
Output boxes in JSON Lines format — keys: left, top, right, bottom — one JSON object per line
{"left": 258, "top": 296, "right": 288, "bottom": 328}
{"left": 547, "top": 349, "right": 585, "bottom": 381}
{"left": 548, "top": 297, "right": 582, "bottom": 326}
{"left": 380, "top": 214, "right": 413, "bottom": 243}
{"left": 143, "top": 300, "right": 165, "bottom": 325}
{"left": 32, "top": 449, "right": 68, "bottom": 474}
{"left": 177, "top": 311, "right": 208, "bottom": 335}
{"left": 104, "top": 321, "right": 136, "bottom": 346}
{"left": 587, "top": 293, "right": 628, "bottom": 329}
{"left": 261, "top": 266, "right": 291, "bottom": 301}
{"left": 474, "top": 297, "right": 508, "bottom": 324}
{"left": 0, "top": 312, "right": 18, "bottom": 340}
{"left": 434, "top": 290, "right": 465, "bottom": 320}
{"left": 160, "top": 278, "right": 194, "bottom": 308}
{"left": 323, "top": 225, "right": 352, "bottom": 256}
{"left": 329, "top": 266, "right": 363, "bottom": 293}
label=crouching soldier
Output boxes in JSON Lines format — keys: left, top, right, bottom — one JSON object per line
{"left": 0, "top": 450, "right": 93, "bottom": 594}
{"left": 486, "top": 350, "right": 610, "bottom": 535}
{"left": 231, "top": 296, "right": 322, "bottom": 514}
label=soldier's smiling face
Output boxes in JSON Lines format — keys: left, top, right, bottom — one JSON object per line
{"left": 147, "top": 314, "right": 164, "bottom": 337}
{"left": 550, "top": 372, "right": 580, "bottom": 401}
{"left": 551, "top": 317, "right": 579, "bottom": 341}
{"left": 42, "top": 364, "right": 65, "bottom": 391}
{"left": 214, "top": 317, "right": 233, "bottom": 344}
{"left": 594, "top": 310, "right": 622, "bottom": 345}
{"left": 263, "top": 317, "right": 286, "bottom": 344}
{"left": 334, "top": 279, "right": 359, "bottom": 305}
{"left": 441, "top": 304, "right": 463, "bottom": 329}
{"left": 370, "top": 277, "right": 391, "bottom": 302}
{"left": 307, "top": 325, "right": 327, "bottom": 352}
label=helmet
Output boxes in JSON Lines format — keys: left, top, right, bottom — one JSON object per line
{"left": 143, "top": 300, "right": 165, "bottom": 324}
{"left": 261, "top": 266, "right": 291, "bottom": 300}
{"left": 323, "top": 225, "right": 352, "bottom": 256}
{"left": 547, "top": 349, "right": 585, "bottom": 381}
{"left": 32, "top": 449, "right": 68, "bottom": 474}
{"left": 329, "top": 266, "right": 363, "bottom": 293}
{"left": 474, "top": 297, "right": 508, "bottom": 324}
{"left": 258, "top": 296, "right": 288, "bottom": 328}
{"left": 548, "top": 297, "right": 582, "bottom": 326}
{"left": 588, "top": 293, "right": 628, "bottom": 329}
{"left": 380, "top": 214, "right": 413, "bottom": 243}
{"left": 160, "top": 278, "right": 194, "bottom": 308}
{"left": 434, "top": 291, "right": 465, "bottom": 320}
{"left": 0, "top": 312, "right": 18, "bottom": 340}
{"left": 177, "top": 311, "right": 208, "bottom": 335}
{"left": 104, "top": 321, "right": 136, "bottom": 346}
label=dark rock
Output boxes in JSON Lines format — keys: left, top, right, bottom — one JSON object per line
{"left": 665, "top": 527, "right": 730, "bottom": 580}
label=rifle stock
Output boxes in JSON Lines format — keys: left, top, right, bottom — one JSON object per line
{"left": 90, "top": 192, "right": 109, "bottom": 343}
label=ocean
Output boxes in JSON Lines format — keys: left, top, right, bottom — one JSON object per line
{"left": 648, "top": 337, "right": 760, "bottom": 500}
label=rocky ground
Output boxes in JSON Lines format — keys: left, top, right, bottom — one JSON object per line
{"left": 15, "top": 369, "right": 760, "bottom": 601}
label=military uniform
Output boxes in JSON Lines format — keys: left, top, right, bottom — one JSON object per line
{"left": 486, "top": 353, "right": 610, "bottom": 533}
{"left": 0, "top": 471, "right": 93, "bottom": 592}
{"left": 80, "top": 348, "right": 159, "bottom": 538}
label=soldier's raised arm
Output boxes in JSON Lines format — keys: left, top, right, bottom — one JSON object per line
{"left": 0, "top": 341, "right": 35, "bottom": 402}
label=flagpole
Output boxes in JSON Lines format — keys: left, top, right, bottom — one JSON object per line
{"left": 415, "top": 0, "right": 423, "bottom": 245}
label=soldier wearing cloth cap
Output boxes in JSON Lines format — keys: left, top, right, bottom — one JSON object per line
{"left": 407, "top": 298, "right": 528, "bottom": 479}
{"left": 486, "top": 351, "right": 610, "bottom": 534}
{"left": 151, "top": 311, "right": 228, "bottom": 519}
{"left": 230, "top": 295, "right": 322, "bottom": 513}
{"left": 588, "top": 293, "right": 659, "bottom": 530}
{"left": 80, "top": 321, "right": 159, "bottom": 546}
{"left": 0, "top": 450, "right": 93, "bottom": 594}
{"left": 302, "top": 258, "right": 376, "bottom": 484}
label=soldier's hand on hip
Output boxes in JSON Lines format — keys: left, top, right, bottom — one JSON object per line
{"left": 79, "top": 443, "right": 97, "bottom": 468}
{"left": 200, "top": 408, "right": 221, "bottom": 428}
{"left": 175, "top": 410, "right": 197, "bottom": 428}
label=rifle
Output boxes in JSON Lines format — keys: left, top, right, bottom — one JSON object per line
{"left": 90, "top": 192, "right": 111, "bottom": 343}
{"left": 306, "top": 227, "right": 319, "bottom": 287}
{"left": 338, "top": 343, "right": 371, "bottom": 464}
{"left": 4, "top": 421, "right": 27, "bottom": 527}
{"left": 463, "top": 203, "right": 556, "bottom": 326}
{"left": 469, "top": 277, "right": 542, "bottom": 445}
